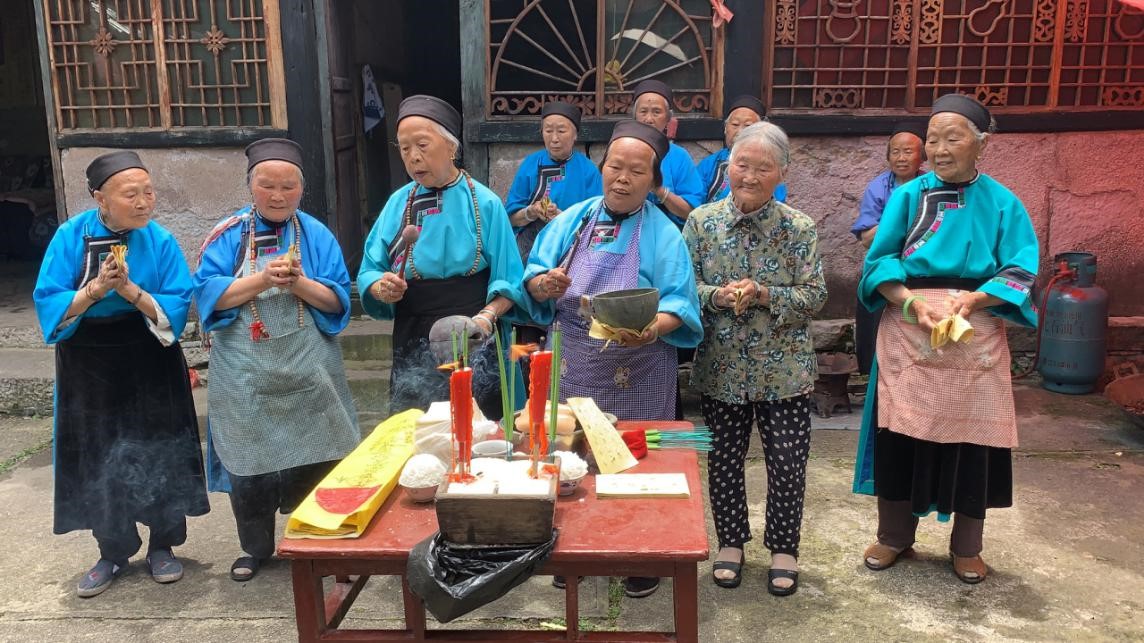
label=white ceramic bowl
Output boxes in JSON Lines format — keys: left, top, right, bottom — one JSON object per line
{"left": 558, "top": 472, "right": 587, "bottom": 497}
{"left": 472, "top": 439, "right": 513, "bottom": 458}
{"left": 402, "top": 483, "right": 438, "bottom": 503}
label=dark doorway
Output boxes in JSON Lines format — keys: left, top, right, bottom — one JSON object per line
{"left": 0, "top": 1, "right": 57, "bottom": 333}
{"left": 324, "top": 0, "right": 463, "bottom": 273}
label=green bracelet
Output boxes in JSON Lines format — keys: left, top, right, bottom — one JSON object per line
{"left": 902, "top": 295, "right": 926, "bottom": 324}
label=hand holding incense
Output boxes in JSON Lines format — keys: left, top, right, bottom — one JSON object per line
{"left": 392, "top": 225, "right": 419, "bottom": 281}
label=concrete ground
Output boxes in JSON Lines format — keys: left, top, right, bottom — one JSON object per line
{"left": 1, "top": 380, "right": 1143, "bottom": 641}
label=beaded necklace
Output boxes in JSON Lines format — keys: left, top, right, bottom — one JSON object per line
{"left": 400, "top": 170, "right": 483, "bottom": 280}
{"left": 247, "top": 209, "right": 305, "bottom": 342}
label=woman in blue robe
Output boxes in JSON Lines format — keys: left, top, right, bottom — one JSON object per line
{"left": 695, "top": 95, "right": 789, "bottom": 205}
{"left": 523, "top": 120, "right": 702, "bottom": 600}
{"left": 505, "top": 101, "right": 602, "bottom": 264}
{"left": 849, "top": 121, "right": 926, "bottom": 375}
{"left": 630, "top": 80, "right": 704, "bottom": 228}
{"left": 193, "top": 138, "right": 360, "bottom": 582}
{"left": 358, "top": 95, "right": 534, "bottom": 417}
{"left": 854, "top": 95, "right": 1039, "bottom": 585}
{"left": 34, "top": 151, "right": 209, "bottom": 598}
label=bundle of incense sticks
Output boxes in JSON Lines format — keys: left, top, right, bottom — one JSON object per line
{"left": 527, "top": 350, "right": 553, "bottom": 477}
{"left": 547, "top": 322, "right": 562, "bottom": 444}
{"left": 493, "top": 323, "right": 515, "bottom": 452}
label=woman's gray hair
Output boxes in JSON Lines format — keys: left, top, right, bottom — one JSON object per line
{"left": 431, "top": 122, "right": 461, "bottom": 155}
{"left": 247, "top": 162, "right": 305, "bottom": 190}
{"left": 730, "top": 121, "right": 790, "bottom": 169}
{"left": 965, "top": 117, "right": 997, "bottom": 144}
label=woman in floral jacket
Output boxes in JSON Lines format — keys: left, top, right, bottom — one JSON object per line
{"left": 683, "top": 121, "right": 826, "bottom": 596}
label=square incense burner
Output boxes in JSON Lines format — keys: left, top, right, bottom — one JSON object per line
{"left": 434, "top": 455, "right": 560, "bottom": 545}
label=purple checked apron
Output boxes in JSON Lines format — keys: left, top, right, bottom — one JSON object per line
{"left": 553, "top": 205, "right": 677, "bottom": 420}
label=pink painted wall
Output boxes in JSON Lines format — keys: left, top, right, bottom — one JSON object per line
{"left": 488, "top": 129, "right": 1144, "bottom": 318}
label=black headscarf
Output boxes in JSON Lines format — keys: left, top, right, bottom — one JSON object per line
{"left": 930, "top": 94, "right": 991, "bottom": 132}
{"left": 726, "top": 95, "right": 766, "bottom": 120}
{"left": 631, "top": 80, "right": 673, "bottom": 109}
{"left": 86, "top": 151, "right": 147, "bottom": 194}
{"left": 245, "top": 138, "right": 304, "bottom": 172}
{"left": 397, "top": 95, "right": 463, "bottom": 140}
{"left": 608, "top": 120, "right": 669, "bottom": 163}
{"left": 540, "top": 101, "right": 582, "bottom": 130}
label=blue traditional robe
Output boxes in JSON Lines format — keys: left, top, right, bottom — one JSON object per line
{"left": 504, "top": 150, "right": 602, "bottom": 219}
{"left": 35, "top": 208, "right": 192, "bottom": 343}
{"left": 850, "top": 169, "right": 920, "bottom": 238}
{"left": 358, "top": 176, "right": 536, "bottom": 321}
{"left": 193, "top": 208, "right": 360, "bottom": 492}
{"left": 193, "top": 207, "right": 351, "bottom": 335}
{"left": 524, "top": 197, "right": 703, "bottom": 349}
{"left": 651, "top": 142, "right": 705, "bottom": 228}
{"left": 852, "top": 171, "right": 1039, "bottom": 497}
{"left": 696, "top": 147, "right": 788, "bottom": 205}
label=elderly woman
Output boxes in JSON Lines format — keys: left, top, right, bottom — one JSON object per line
{"left": 630, "top": 80, "right": 704, "bottom": 226}
{"left": 850, "top": 122, "right": 927, "bottom": 375}
{"left": 34, "top": 151, "right": 209, "bottom": 597}
{"left": 505, "top": 101, "right": 602, "bottom": 262}
{"left": 854, "top": 95, "right": 1039, "bottom": 584}
{"left": 524, "top": 120, "right": 703, "bottom": 598}
{"left": 358, "top": 96, "right": 532, "bottom": 416}
{"left": 684, "top": 122, "right": 826, "bottom": 596}
{"left": 194, "top": 138, "right": 360, "bottom": 582}
{"left": 695, "top": 95, "right": 788, "bottom": 205}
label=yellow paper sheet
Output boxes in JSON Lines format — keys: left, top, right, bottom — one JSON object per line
{"left": 930, "top": 313, "right": 975, "bottom": 349}
{"left": 285, "top": 409, "right": 422, "bottom": 539}
{"left": 596, "top": 473, "right": 690, "bottom": 498}
{"left": 587, "top": 319, "right": 657, "bottom": 350}
{"left": 566, "top": 397, "right": 638, "bottom": 474}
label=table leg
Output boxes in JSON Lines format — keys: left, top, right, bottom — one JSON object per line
{"left": 564, "top": 575, "right": 580, "bottom": 640}
{"left": 402, "top": 575, "right": 427, "bottom": 638}
{"left": 673, "top": 562, "right": 699, "bottom": 643}
{"left": 290, "top": 560, "right": 326, "bottom": 643}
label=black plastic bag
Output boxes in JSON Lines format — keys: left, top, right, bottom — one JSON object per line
{"left": 406, "top": 530, "right": 558, "bottom": 623}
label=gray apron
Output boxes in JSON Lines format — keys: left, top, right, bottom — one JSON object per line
{"left": 208, "top": 255, "right": 360, "bottom": 477}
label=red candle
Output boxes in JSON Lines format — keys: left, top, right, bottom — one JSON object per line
{"left": 528, "top": 351, "right": 553, "bottom": 476}
{"left": 450, "top": 367, "right": 475, "bottom": 482}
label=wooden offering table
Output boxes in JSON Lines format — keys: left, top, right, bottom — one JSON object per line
{"left": 278, "top": 421, "right": 709, "bottom": 642}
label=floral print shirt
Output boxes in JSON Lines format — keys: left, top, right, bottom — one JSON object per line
{"left": 682, "top": 197, "right": 827, "bottom": 404}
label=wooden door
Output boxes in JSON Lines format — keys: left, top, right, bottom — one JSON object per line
{"left": 325, "top": 0, "right": 364, "bottom": 272}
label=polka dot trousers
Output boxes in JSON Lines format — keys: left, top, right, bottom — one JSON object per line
{"left": 702, "top": 394, "right": 812, "bottom": 557}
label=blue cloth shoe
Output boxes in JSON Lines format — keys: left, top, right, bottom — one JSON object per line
{"left": 147, "top": 548, "right": 183, "bottom": 584}
{"left": 77, "top": 559, "right": 122, "bottom": 598}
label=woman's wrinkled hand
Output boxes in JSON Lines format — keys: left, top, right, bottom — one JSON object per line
{"left": 615, "top": 323, "right": 659, "bottom": 348}
{"left": 910, "top": 296, "right": 944, "bottom": 332}
{"left": 262, "top": 256, "right": 299, "bottom": 289}
{"left": 93, "top": 253, "right": 126, "bottom": 297}
{"left": 528, "top": 268, "right": 571, "bottom": 302}
{"left": 372, "top": 272, "right": 407, "bottom": 304}
{"left": 715, "top": 279, "right": 766, "bottom": 313}
{"left": 949, "top": 290, "right": 985, "bottom": 318}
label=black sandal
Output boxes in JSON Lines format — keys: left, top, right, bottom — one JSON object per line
{"left": 230, "top": 556, "right": 262, "bottom": 582}
{"left": 767, "top": 568, "right": 799, "bottom": 597}
{"left": 712, "top": 551, "right": 745, "bottom": 589}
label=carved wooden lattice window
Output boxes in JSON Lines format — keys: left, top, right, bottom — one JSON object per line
{"left": 767, "top": 0, "right": 1144, "bottom": 112}
{"left": 487, "top": 0, "right": 723, "bottom": 118}
{"left": 44, "top": 0, "right": 287, "bottom": 130}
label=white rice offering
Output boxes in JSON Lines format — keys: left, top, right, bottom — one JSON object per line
{"left": 470, "top": 456, "right": 511, "bottom": 482}
{"left": 399, "top": 453, "right": 447, "bottom": 488}
{"left": 554, "top": 451, "right": 587, "bottom": 481}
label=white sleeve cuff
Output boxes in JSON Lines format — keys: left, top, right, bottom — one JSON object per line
{"left": 144, "top": 293, "right": 176, "bottom": 346}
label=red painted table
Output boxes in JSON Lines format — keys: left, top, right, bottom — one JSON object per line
{"left": 277, "top": 421, "right": 709, "bottom": 642}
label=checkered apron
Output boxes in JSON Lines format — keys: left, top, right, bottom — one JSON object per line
{"left": 875, "top": 288, "right": 1017, "bottom": 448}
{"left": 208, "top": 245, "right": 360, "bottom": 477}
{"left": 552, "top": 205, "right": 677, "bottom": 420}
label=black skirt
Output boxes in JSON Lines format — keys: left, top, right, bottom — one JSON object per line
{"left": 874, "top": 428, "right": 1012, "bottom": 520}
{"left": 53, "top": 313, "right": 209, "bottom": 534}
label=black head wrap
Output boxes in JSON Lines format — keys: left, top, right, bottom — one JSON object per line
{"left": 608, "top": 120, "right": 669, "bottom": 163}
{"left": 540, "top": 101, "right": 581, "bottom": 130}
{"left": 86, "top": 151, "right": 147, "bottom": 194}
{"left": 631, "top": 80, "right": 673, "bottom": 109}
{"left": 890, "top": 120, "right": 928, "bottom": 142}
{"left": 930, "top": 94, "right": 992, "bottom": 132}
{"left": 397, "top": 95, "right": 463, "bottom": 140}
{"left": 726, "top": 95, "right": 767, "bottom": 120}
{"left": 245, "top": 138, "right": 304, "bottom": 173}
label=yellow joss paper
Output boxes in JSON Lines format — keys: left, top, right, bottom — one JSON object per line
{"left": 285, "top": 409, "right": 422, "bottom": 539}
{"left": 283, "top": 244, "right": 297, "bottom": 265}
{"left": 930, "top": 313, "right": 975, "bottom": 350}
{"left": 110, "top": 244, "right": 128, "bottom": 271}
{"left": 588, "top": 318, "right": 657, "bottom": 351}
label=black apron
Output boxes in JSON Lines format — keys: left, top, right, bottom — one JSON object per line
{"left": 53, "top": 313, "right": 209, "bottom": 534}
{"left": 390, "top": 269, "right": 503, "bottom": 418}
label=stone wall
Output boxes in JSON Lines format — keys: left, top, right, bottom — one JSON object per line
{"left": 487, "top": 129, "right": 1144, "bottom": 320}
{"left": 60, "top": 147, "right": 250, "bottom": 265}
